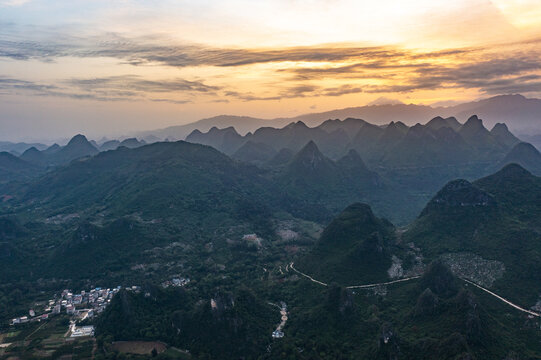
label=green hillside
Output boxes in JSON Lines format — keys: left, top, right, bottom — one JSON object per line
{"left": 298, "top": 203, "right": 394, "bottom": 284}
{"left": 0, "top": 152, "right": 41, "bottom": 184}
{"left": 404, "top": 163, "right": 541, "bottom": 305}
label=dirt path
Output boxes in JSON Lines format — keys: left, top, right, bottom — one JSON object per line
{"left": 25, "top": 321, "right": 47, "bottom": 341}
{"left": 91, "top": 338, "right": 97, "bottom": 359}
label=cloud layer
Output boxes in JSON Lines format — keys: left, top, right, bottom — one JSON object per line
{"left": 2, "top": 0, "right": 541, "bottom": 141}
{"left": 2, "top": 28, "right": 541, "bottom": 103}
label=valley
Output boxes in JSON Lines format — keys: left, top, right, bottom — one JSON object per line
{"left": 1, "top": 116, "right": 541, "bottom": 359}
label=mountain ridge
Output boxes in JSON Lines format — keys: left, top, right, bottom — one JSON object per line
{"left": 137, "top": 94, "right": 541, "bottom": 140}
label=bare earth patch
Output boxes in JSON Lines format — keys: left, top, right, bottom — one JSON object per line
{"left": 111, "top": 341, "right": 167, "bottom": 355}
{"left": 387, "top": 255, "right": 404, "bottom": 279}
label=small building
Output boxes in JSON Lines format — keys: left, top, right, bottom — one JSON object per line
{"left": 272, "top": 330, "right": 284, "bottom": 338}
{"left": 71, "top": 325, "right": 95, "bottom": 337}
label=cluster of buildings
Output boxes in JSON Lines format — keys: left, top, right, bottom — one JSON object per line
{"left": 11, "top": 285, "right": 141, "bottom": 327}
{"left": 161, "top": 277, "right": 190, "bottom": 288}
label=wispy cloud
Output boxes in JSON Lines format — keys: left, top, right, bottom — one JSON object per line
{"left": 1, "top": 25, "right": 541, "bottom": 102}
{"left": 0, "top": 75, "right": 218, "bottom": 103}
{"left": 0, "top": 31, "right": 404, "bottom": 68}
{"left": 67, "top": 75, "right": 220, "bottom": 94}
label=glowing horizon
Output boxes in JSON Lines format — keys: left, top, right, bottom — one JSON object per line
{"left": 1, "top": 0, "right": 541, "bottom": 141}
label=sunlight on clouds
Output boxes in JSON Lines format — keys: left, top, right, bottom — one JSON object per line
{"left": 1, "top": 0, "right": 541, "bottom": 139}
{"left": 78, "top": 0, "right": 526, "bottom": 48}
{"left": 492, "top": 0, "right": 541, "bottom": 28}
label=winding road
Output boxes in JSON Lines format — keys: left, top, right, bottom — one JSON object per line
{"left": 288, "top": 262, "right": 541, "bottom": 318}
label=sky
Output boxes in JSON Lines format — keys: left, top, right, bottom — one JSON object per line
{"left": 1, "top": 0, "right": 541, "bottom": 141}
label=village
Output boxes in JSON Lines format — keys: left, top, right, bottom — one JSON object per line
{"left": 10, "top": 285, "right": 141, "bottom": 337}
{"left": 9, "top": 275, "right": 192, "bottom": 339}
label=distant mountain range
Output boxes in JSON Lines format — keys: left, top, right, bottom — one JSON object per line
{"left": 3, "top": 114, "right": 541, "bottom": 225}
{"left": 186, "top": 114, "right": 532, "bottom": 171}
{"left": 0, "top": 136, "right": 147, "bottom": 159}
{"left": 138, "top": 94, "right": 541, "bottom": 141}
{"left": 1, "top": 94, "right": 540, "bottom": 158}
{"left": 0, "top": 141, "right": 48, "bottom": 156}
{"left": 16, "top": 135, "right": 147, "bottom": 169}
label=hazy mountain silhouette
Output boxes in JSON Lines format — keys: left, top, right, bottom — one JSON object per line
{"left": 187, "top": 115, "right": 530, "bottom": 173}
{"left": 99, "top": 140, "right": 121, "bottom": 151}
{"left": 499, "top": 142, "right": 541, "bottom": 175}
{"left": 139, "top": 94, "right": 541, "bottom": 140}
{"left": 490, "top": 123, "right": 520, "bottom": 148}
{"left": 42, "top": 143, "right": 61, "bottom": 155}
{"left": 20, "top": 134, "right": 99, "bottom": 167}
{"left": 0, "top": 151, "right": 40, "bottom": 183}
{"left": 0, "top": 141, "right": 48, "bottom": 156}
{"left": 231, "top": 141, "right": 276, "bottom": 163}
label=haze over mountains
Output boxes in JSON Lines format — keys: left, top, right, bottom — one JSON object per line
{"left": 1, "top": 94, "right": 541, "bottom": 156}
{"left": 186, "top": 113, "right": 540, "bottom": 183}
{"left": 138, "top": 94, "right": 541, "bottom": 142}
{"left": 2, "top": 110, "right": 541, "bottom": 226}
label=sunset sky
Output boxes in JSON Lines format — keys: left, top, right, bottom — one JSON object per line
{"left": 1, "top": 0, "right": 541, "bottom": 141}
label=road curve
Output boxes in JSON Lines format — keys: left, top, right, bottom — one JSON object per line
{"left": 289, "top": 262, "right": 541, "bottom": 318}
{"left": 289, "top": 263, "right": 328, "bottom": 286}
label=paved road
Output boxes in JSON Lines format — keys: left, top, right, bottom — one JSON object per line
{"left": 461, "top": 278, "right": 540, "bottom": 317}
{"left": 289, "top": 262, "right": 541, "bottom": 318}
{"left": 346, "top": 276, "right": 421, "bottom": 289}
{"left": 290, "top": 262, "right": 420, "bottom": 288}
